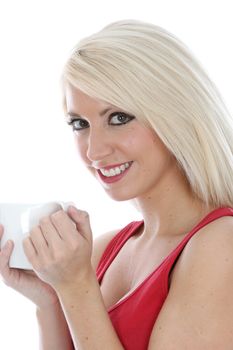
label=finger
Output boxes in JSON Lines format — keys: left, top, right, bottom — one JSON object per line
{"left": 23, "top": 236, "right": 39, "bottom": 268}
{"left": 0, "top": 240, "right": 14, "bottom": 277}
{"left": 29, "top": 226, "right": 50, "bottom": 257}
{"left": 50, "top": 210, "right": 77, "bottom": 241}
{"left": 0, "top": 225, "right": 6, "bottom": 249}
{"left": 39, "top": 216, "right": 63, "bottom": 246}
{"left": 67, "top": 206, "right": 93, "bottom": 243}
{"left": 0, "top": 224, "right": 4, "bottom": 237}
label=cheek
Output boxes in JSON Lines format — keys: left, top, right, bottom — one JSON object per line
{"left": 119, "top": 127, "right": 141, "bottom": 149}
{"left": 139, "top": 128, "right": 174, "bottom": 165}
{"left": 126, "top": 128, "right": 156, "bottom": 153}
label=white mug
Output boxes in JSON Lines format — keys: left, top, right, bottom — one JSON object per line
{"left": 0, "top": 201, "right": 73, "bottom": 269}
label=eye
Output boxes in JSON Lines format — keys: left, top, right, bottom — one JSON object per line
{"left": 109, "top": 112, "right": 135, "bottom": 125}
{"left": 67, "top": 118, "right": 89, "bottom": 131}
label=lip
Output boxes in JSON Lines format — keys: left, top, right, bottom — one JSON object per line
{"left": 96, "top": 162, "right": 131, "bottom": 171}
{"left": 96, "top": 162, "right": 133, "bottom": 184}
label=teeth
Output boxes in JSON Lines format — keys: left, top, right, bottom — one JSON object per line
{"left": 100, "top": 162, "right": 131, "bottom": 177}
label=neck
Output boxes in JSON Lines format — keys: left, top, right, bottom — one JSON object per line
{"left": 133, "top": 166, "right": 215, "bottom": 239}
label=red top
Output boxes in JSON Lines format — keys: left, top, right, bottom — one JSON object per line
{"left": 96, "top": 207, "right": 233, "bottom": 350}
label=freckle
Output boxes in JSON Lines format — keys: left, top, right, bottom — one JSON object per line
{"left": 85, "top": 337, "right": 89, "bottom": 341}
{"left": 86, "top": 290, "right": 89, "bottom": 294}
{"left": 70, "top": 305, "right": 74, "bottom": 309}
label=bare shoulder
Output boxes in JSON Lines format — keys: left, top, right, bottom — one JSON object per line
{"left": 148, "top": 215, "right": 233, "bottom": 349}
{"left": 171, "top": 214, "right": 233, "bottom": 287}
{"left": 91, "top": 229, "right": 120, "bottom": 271}
{"left": 183, "top": 214, "right": 233, "bottom": 262}
{"left": 193, "top": 214, "right": 233, "bottom": 240}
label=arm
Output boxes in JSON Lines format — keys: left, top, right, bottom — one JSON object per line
{"left": 0, "top": 227, "right": 74, "bottom": 350}
{"left": 56, "top": 269, "right": 124, "bottom": 350}
{"left": 36, "top": 229, "right": 117, "bottom": 350}
{"left": 23, "top": 207, "right": 123, "bottom": 350}
{"left": 148, "top": 216, "right": 233, "bottom": 349}
{"left": 36, "top": 302, "right": 74, "bottom": 350}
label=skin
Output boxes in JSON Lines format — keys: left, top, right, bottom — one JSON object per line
{"left": 65, "top": 83, "right": 212, "bottom": 238}
{"left": 0, "top": 83, "right": 233, "bottom": 349}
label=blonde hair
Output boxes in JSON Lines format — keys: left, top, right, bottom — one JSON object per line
{"left": 62, "top": 19, "right": 233, "bottom": 208}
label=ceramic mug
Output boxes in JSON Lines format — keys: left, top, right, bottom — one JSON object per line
{"left": 0, "top": 201, "right": 73, "bottom": 269}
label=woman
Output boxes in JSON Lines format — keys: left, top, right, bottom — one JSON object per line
{"left": 1, "top": 20, "right": 233, "bottom": 349}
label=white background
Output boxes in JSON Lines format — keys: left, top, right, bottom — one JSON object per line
{"left": 0, "top": 0, "right": 232, "bottom": 348}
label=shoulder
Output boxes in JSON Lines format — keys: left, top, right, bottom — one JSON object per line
{"left": 148, "top": 215, "right": 233, "bottom": 349}
{"left": 91, "top": 229, "right": 120, "bottom": 271}
{"left": 191, "top": 213, "right": 233, "bottom": 244}
{"left": 172, "top": 215, "right": 233, "bottom": 295}
{"left": 181, "top": 215, "right": 233, "bottom": 269}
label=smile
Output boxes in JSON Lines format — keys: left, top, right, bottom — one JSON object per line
{"left": 99, "top": 162, "right": 131, "bottom": 177}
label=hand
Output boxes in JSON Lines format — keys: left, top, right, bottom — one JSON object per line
{"left": 0, "top": 225, "right": 59, "bottom": 308}
{"left": 23, "top": 206, "right": 93, "bottom": 291}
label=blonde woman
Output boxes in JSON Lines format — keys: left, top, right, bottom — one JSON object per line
{"left": 1, "top": 20, "right": 233, "bottom": 349}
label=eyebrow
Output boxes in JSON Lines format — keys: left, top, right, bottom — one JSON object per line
{"left": 67, "top": 107, "right": 113, "bottom": 120}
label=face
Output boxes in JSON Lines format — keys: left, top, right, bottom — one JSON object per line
{"left": 65, "top": 84, "right": 177, "bottom": 201}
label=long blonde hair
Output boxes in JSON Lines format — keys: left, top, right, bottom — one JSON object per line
{"left": 62, "top": 19, "right": 233, "bottom": 207}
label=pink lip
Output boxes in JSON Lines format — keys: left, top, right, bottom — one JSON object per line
{"left": 97, "top": 162, "right": 133, "bottom": 184}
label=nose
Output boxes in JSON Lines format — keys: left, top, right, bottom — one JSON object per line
{"left": 86, "top": 127, "right": 114, "bottom": 162}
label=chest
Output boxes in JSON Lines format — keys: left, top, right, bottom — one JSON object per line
{"left": 100, "top": 234, "right": 184, "bottom": 310}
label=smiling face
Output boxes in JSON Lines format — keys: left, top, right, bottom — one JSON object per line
{"left": 65, "top": 84, "right": 178, "bottom": 201}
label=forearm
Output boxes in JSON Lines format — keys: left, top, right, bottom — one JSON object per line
{"left": 57, "top": 270, "right": 124, "bottom": 350}
{"left": 36, "top": 301, "right": 74, "bottom": 350}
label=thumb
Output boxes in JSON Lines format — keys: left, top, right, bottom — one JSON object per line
{"left": 0, "top": 240, "right": 14, "bottom": 274}
{"left": 67, "top": 206, "right": 93, "bottom": 243}
{"left": 0, "top": 224, "right": 4, "bottom": 237}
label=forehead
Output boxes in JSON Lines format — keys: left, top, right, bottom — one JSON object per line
{"left": 65, "top": 84, "right": 114, "bottom": 116}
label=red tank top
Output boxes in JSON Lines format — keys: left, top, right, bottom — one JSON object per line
{"left": 96, "top": 207, "right": 233, "bottom": 349}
